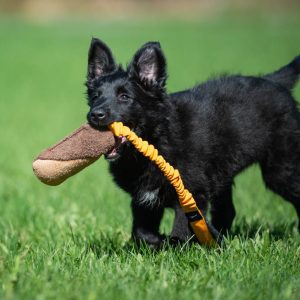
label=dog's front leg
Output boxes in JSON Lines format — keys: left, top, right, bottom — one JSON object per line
{"left": 131, "top": 200, "right": 165, "bottom": 249}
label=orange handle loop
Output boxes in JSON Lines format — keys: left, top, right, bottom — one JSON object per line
{"left": 109, "top": 122, "right": 217, "bottom": 246}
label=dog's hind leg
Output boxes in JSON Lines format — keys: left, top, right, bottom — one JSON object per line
{"left": 261, "top": 154, "right": 300, "bottom": 231}
{"left": 170, "top": 203, "right": 193, "bottom": 243}
{"left": 170, "top": 192, "right": 211, "bottom": 244}
{"left": 210, "top": 186, "right": 236, "bottom": 233}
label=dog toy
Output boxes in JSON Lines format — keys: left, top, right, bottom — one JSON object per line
{"left": 33, "top": 122, "right": 218, "bottom": 246}
{"left": 32, "top": 124, "right": 115, "bottom": 185}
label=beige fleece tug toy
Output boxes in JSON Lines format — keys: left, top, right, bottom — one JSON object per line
{"left": 32, "top": 124, "right": 116, "bottom": 185}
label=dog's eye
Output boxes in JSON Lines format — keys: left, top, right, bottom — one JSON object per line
{"left": 91, "top": 90, "right": 102, "bottom": 102}
{"left": 119, "top": 94, "right": 130, "bottom": 101}
{"left": 91, "top": 93, "right": 99, "bottom": 101}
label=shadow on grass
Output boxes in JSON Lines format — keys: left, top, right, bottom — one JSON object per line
{"left": 79, "top": 233, "right": 204, "bottom": 258}
{"left": 69, "top": 228, "right": 162, "bottom": 258}
{"left": 84, "top": 236, "right": 182, "bottom": 257}
{"left": 229, "top": 218, "right": 298, "bottom": 240}
{"left": 68, "top": 219, "right": 299, "bottom": 258}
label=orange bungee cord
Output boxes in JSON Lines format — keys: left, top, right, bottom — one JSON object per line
{"left": 109, "top": 122, "right": 219, "bottom": 247}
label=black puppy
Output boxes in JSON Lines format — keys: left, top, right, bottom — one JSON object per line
{"left": 86, "top": 38, "right": 300, "bottom": 248}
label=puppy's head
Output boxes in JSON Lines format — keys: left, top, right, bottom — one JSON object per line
{"left": 86, "top": 38, "right": 168, "bottom": 161}
{"left": 86, "top": 38, "right": 167, "bottom": 131}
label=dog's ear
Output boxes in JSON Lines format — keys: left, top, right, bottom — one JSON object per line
{"left": 87, "top": 38, "right": 116, "bottom": 79}
{"left": 128, "top": 42, "right": 167, "bottom": 90}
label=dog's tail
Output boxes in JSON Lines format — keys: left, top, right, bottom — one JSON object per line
{"left": 264, "top": 55, "right": 300, "bottom": 90}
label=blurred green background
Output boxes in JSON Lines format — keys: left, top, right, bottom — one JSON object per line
{"left": 0, "top": 1, "right": 300, "bottom": 299}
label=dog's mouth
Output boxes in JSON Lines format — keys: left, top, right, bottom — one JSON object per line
{"left": 105, "top": 136, "right": 128, "bottom": 161}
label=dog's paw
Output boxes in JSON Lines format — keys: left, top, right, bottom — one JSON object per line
{"left": 132, "top": 232, "right": 165, "bottom": 250}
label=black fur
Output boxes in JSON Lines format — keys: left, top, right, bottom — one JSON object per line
{"left": 86, "top": 38, "right": 300, "bottom": 248}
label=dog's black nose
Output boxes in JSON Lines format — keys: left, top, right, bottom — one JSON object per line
{"left": 88, "top": 108, "right": 109, "bottom": 127}
{"left": 91, "top": 109, "right": 106, "bottom": 120}
{"left": 90, "top": 108, "right": 107, "bottom": 124}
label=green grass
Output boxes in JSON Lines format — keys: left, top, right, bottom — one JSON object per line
{"left": 0, "top": 13, "right": 300, "bottom": 299}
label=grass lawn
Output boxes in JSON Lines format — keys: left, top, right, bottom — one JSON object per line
{"left": 0, "top": 12, "right": 300, "bottom": 299}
